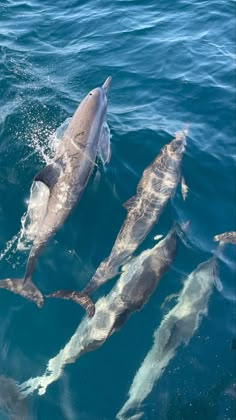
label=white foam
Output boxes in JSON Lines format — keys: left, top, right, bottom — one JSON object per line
{"left": 17, "top": 182, "right": 50, "bottom": 251}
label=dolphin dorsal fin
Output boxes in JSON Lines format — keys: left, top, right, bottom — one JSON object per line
{"left": 34, "top": 161, "right": 62, "bottom": 190}
{"left": 123, "top": 195, "right": 138, "bottom": 211}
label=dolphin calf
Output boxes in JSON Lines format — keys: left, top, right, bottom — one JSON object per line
{"left": 19, "top": 226, "right": 177, "bottom": 397}
{"left": 75, "top": 130, "right": 187, "bottom": 300}
{"left": 0, "top": 76, "right": 112, "bottom": 314}
{"left": 116, "top": 256, "right": 221, "bottom": 419}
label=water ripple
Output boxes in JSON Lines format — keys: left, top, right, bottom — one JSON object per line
{"left": 0, "top": 0, "right": 235, "bottom": 418}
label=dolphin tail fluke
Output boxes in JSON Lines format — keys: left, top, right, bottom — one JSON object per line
{"left": 46, "top": 290, "right": 95, "bottom": 318}
{"left": 0, "top": 278, "right": 44, "bottom": 308}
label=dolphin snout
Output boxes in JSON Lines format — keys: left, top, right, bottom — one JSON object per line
{"left": 102, "top": 76, "right": 112, "bottom": 94}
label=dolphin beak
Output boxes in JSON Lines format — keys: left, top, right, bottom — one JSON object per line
{"left": 102, "top": 76, "right": 112, "bottom": 94}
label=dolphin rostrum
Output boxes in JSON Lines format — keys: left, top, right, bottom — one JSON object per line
{"left": 71, "top": 130, "right": 186, "bottom": 301}
{"left": 0, "top": 77, "right": 112, "bottom": 315}
{"left": 18, "top": 226, "right": 177, "bottom": 397}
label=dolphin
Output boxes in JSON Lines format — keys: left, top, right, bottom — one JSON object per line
{"left": 0, "top": 76, "right": 112, "bottom": 315}
{"left": 19, "top": 226, "right": 177, "bottom": 397}
{"left": 116, "top": 256, "right": 221, "bottom": 419}
{"left": 70, "top": 130, "right": 186, "bottom": 302}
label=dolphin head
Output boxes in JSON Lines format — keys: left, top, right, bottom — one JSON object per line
{"left": 81, "top": 76, "right": 112, "bottom": 121}
{"left": 85, "top": 76, "right": 112, "bottom": 104}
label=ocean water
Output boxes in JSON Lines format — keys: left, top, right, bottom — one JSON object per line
{"left": 0, "top": 0, "right": 235, "bottom": 419}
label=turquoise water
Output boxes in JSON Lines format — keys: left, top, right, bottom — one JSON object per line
{"left": 0, "top": 0, "right": 235, "bottom": 419}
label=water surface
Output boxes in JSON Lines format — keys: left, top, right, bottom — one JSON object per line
{"left": 0, "top": 0, "right": 235, "bottom": 419}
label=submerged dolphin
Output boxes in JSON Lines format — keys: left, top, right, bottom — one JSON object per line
{"left": 0, "top": 77, "right": 112, "bottom": 314}
{"left": 19, "top": 226, "right": 177, "bottom": 397}
{"left": 116, "top": 256, "right": 221, "bottom": 419}
{"left": 79, "top": 130, "right": 187, "bottom": 297}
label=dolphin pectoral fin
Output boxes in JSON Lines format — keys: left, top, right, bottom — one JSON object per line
{"left": 0, "top": 278, "right": 44, "bottom": 308}
{"left": 98, "top": 122, "right": 111, "bottom": 165}
{"left": 123, "top": 195, "right": 138, "bottom": 211}
{"left": 153, "top": 234, "right": 163, "bottom": 241}
{"left": 161, "top": 292, "right": 179, "bottom": 309}
{"left": 34, "top": 162, "right": 62, "bottom": 190}
{"left": 46, "top": 290, "right": 95, "bottom": 318}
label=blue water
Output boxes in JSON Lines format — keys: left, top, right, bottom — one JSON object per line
{"left": 0, "top": 0, "right": 235, "bottom": 419}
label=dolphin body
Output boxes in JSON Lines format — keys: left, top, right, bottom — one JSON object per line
{"left": 76, "top": 131, "right": 187, "bottom": 301}
{"left": 116, "top": 256, "right": 221, "bottom": 420}
{"left": 19, "top": 226, "right": 177, "bottom": 398}
{"left": 0, "top": 77, "right": 112, "bottom": 315}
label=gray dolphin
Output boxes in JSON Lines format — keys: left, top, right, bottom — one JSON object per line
{"left": 77, "top": 130, "right": 186, "bottom": 299}
{"left": 116, "top": 256, "right": 221, "bottom": 419}
{"left": 19, "top": 226, "right": 177, "bottom": 397}
{"left": 0, "top": 76, "right": 112, "bottom": 315}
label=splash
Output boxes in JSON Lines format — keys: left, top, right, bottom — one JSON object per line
{"left": 0, "top": 118, "right": 70, "bottom": 260}
{"left": 0, "top": 235, "right": 19, "bottom": 262}
{"left": 17, "top": 182, "right": 50, "bottom": 251}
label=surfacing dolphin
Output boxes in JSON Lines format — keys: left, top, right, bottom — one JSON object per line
{"left": 19, "top": 226, "right": 177, "bottom": 398}
{"left": 0, "top": 76, "right": 112, "bottom": 315}
{"left": 116, "top": 256, "right": 222, "bottom": 419}
{"left": 79, "top": 130, "right": 187, "bottom": 297}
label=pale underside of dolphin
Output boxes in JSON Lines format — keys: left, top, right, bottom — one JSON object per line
{"left": 46, "top": 130, "right": 188, "bottom": 311}
{"left": 19, "top": 226, "right": 177, "bottom": 398}
{"left": 116, "top": 256, "right": 221, "bottom": 420}
{"left": 0, "top": 76, "right": 112, "bottom": 315}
